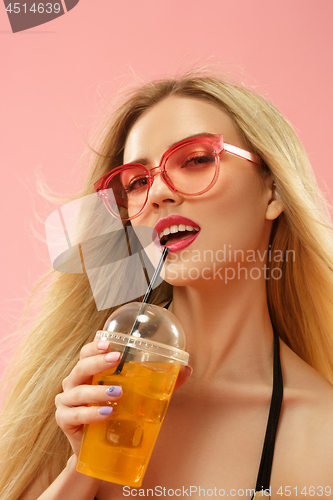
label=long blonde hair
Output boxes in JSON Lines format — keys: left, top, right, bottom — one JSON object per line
{"left": 1, "top": 71, "right": 333, "bottom": 499}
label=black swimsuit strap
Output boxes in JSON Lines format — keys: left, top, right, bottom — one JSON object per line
{"left": 252, "top": 328, "right": 283, "bottom": 497}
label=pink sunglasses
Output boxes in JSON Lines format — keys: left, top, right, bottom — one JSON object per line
{"left": 94, "top": 134, "right": 263, "bottom": 221}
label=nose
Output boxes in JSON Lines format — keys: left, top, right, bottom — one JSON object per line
{"left": 147, "top": 167, "right": 183, "bottom": 210}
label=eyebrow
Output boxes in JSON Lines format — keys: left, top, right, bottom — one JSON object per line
{"left": 170, "top": 132, "right": 213, "bottom": 147}
{"left": 128, "top": 132, "right": 214, "bottom": 165}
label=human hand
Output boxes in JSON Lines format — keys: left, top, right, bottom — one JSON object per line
{"left": 55, "top": 340, "right": 192, "bottom": 457}
{"left": 55, "top": 340, "right": 122, "bottom": 457}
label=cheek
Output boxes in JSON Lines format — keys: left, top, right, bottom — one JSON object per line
{"left": 201, "top": 175, "right": 268, "bottom": 251}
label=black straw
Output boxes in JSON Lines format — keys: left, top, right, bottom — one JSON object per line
{"left": 113, "top": 247, "right": 169, "bottom": 375}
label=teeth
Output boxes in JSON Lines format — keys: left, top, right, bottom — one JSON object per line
{"left": 158, "top": 224, "right": 200, "bottom": 240}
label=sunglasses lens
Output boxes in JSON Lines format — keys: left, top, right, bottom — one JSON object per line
{"left": 104, "top": 166, "right": 149, "bottom": 220}
{"left": 165, "top": 142, "right": 217, "bottom": 194}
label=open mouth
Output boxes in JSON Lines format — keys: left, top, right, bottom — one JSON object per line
{"left": 159, "top": 224, "right": 200, "bottom": 246}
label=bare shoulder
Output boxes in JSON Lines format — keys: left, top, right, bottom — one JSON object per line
{"left": 18, "top": 466, "right": 51, "bottom": 500}
{"left": 274, "top": 340, "right": 333, "bottom": 487}
{"left": 18, "top": 457, "right": 64, "bottom": 500}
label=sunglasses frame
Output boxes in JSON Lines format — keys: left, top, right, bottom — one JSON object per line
{"left": 94, "top": 134, "right": 263, "bottom": 221}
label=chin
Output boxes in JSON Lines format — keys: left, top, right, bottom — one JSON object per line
{"left": 163, "top": 260, "right": 212, "bottom": 287}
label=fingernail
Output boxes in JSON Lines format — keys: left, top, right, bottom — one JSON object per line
{"left": 97, "top": 340, "right": 110, "bottom": 350}
{"left": 185, "top": 365, "right": 193, "bottom": 377}
{"left": 106, "top": 386, "right": 122, "bottom": 397}
{"left": 105, "top": 352, "right": 120, "bottom": 363}
{"left": 99, "top": 406, "right": 113, "bottom": 415}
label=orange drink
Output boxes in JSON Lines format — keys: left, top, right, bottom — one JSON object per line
{"left": 76, "top": 329, "right": 188, "bottom": 487}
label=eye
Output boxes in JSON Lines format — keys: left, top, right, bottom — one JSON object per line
{"left": 124, "top": 175, "right": 149, "bottom": 194}
{"left": 182, "top": 152, "right": 216, "bottom": 169}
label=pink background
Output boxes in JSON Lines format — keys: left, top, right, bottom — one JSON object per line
{"left": 1, "top": 0, "right": 333, "bottom": 375}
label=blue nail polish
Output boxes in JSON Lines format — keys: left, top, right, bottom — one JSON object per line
{"left": 99, "top": 406, "right": 113, "bottom": 415}
{"left": 106, "top": 386, "right": 122, "bottom": 397}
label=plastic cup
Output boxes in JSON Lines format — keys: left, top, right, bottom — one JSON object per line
{"left": 76, "top": 303, "right": 189, "bottom": 487}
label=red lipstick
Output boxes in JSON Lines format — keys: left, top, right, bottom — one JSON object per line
{"left": 154, "top": 215, "right": 201, "bottom": 253}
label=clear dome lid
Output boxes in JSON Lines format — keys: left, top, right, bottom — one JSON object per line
{"left": 103, "top": 302, "right": 186, "bottom": 350}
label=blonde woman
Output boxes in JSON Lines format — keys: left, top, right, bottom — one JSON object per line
{"left": 1, "top": 73, "right": 333, "bottom": 500}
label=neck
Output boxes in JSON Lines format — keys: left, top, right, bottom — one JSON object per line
{"left": 172, "top": 275, "right": 274, "bottom": 385}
